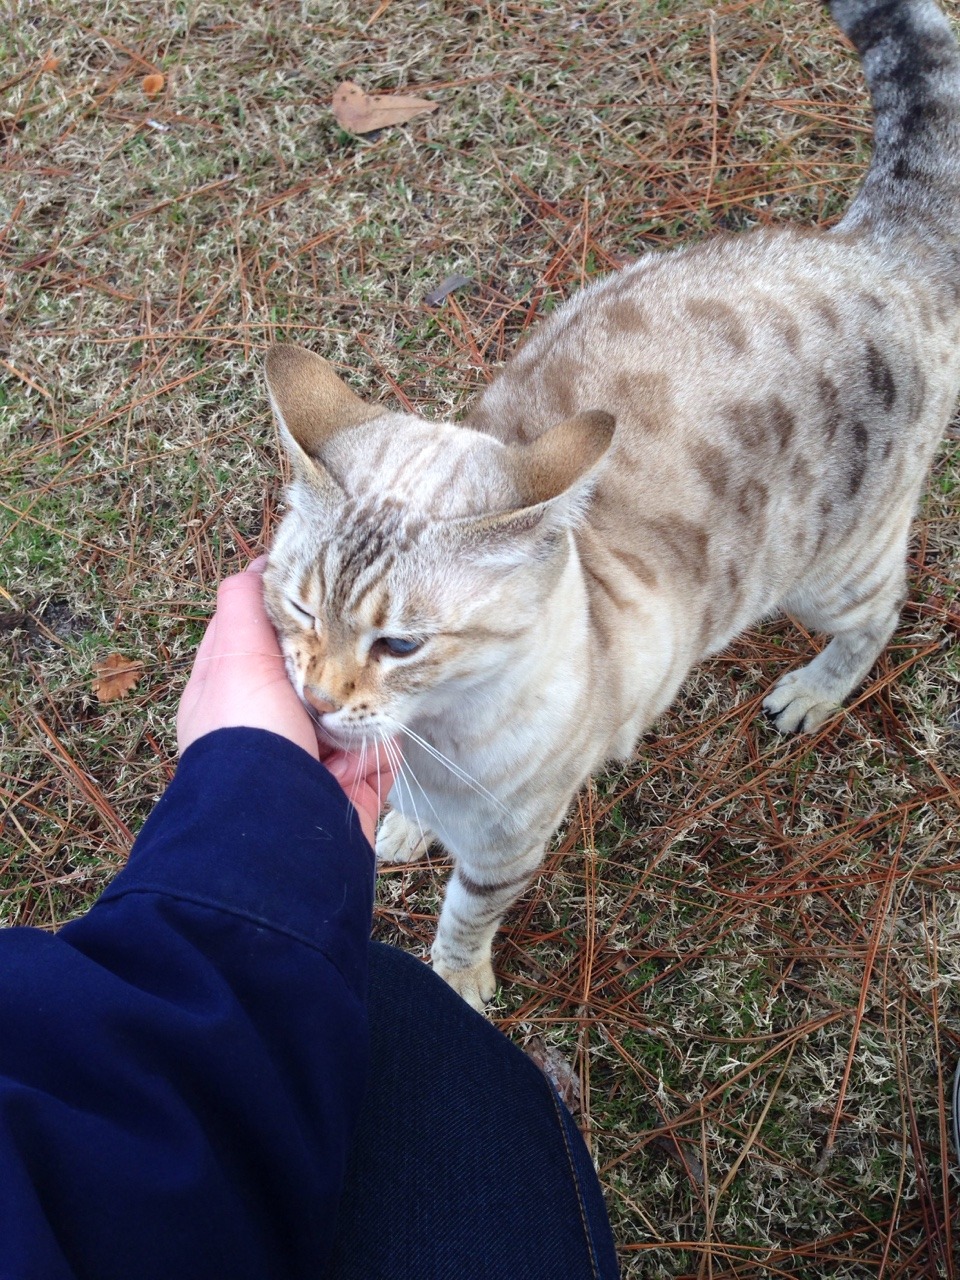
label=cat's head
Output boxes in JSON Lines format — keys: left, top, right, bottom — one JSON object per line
{"left": 262, "top": 343, "right": 614, "bottom": 747}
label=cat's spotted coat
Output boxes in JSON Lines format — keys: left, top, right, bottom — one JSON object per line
{"left": 263, "top": 0, "right": 960, "bottom": 1009}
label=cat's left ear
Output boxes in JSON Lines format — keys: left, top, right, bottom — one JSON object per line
{"left": 264, "top": 343, "right": 379, "bottom": 470}
{"left": 507, "top": 409, "right": 615, "bottom": 511}
{"left": 449, "top": 409, "right": 616, "bottom": 549}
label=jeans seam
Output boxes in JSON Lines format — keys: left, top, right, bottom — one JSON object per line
{"left": 545, "top": 1085, "right": 602, "bottom": 1280}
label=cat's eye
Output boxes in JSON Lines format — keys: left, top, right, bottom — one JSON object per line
{"left": 372, "top": 636, "right": 422, "bottom": 659}
{"left": 287, "top": 598, "right": 316, "bottom": 625}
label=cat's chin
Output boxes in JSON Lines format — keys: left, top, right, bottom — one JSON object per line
{"left": 314, "top": 721, "right": 387, "bottom": 754}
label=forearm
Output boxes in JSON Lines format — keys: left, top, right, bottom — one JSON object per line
{"left": 0, "top": 728, "right": 375, "bottom": 1280}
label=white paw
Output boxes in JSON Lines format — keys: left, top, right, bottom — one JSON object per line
{"left": 763, "top": 669, "right": 841, "bottom": 734}
{"left": 375, "top": 810, "right": 433, "bottom": 864}
{"left": 431, "top": 951, "right": 497, "bottom": 1013}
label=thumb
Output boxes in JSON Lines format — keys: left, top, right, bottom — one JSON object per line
{"left": 325, "top": 755, "right": 352, "bottom": 783}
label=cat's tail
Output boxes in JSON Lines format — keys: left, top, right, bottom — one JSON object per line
{"left": 829, "top": 0, "right": 960, "bottom": 241}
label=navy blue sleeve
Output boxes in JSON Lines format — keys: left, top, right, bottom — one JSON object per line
{"left": 0, "top": 727, "right": 376, "bottom": 1280}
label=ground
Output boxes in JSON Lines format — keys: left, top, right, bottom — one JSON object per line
{"left": 1, "top": 2, "right": 959, "bottom": 1275}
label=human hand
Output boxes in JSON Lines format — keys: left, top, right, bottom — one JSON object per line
{"left": 177, "top": 559, "right": 394, "bottom": 844}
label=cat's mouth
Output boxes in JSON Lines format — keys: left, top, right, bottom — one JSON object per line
{"left": 302, "top": 695, "right": 384, "bottom": 753}
{"left": 305, "top": 708, "right": 350, "bottom": 748}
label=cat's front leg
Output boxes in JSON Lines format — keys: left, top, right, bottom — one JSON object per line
{"left": 375, "top": 808, "right": 434, "bottom": 864}
{"left": 431, "top": 846, "right": 545, "bottom": 1011}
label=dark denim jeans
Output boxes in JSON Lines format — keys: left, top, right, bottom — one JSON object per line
{"left": 327, "top": 943, "right": 620, "bottom": 1279}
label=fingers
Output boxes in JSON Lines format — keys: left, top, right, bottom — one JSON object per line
{"left": 323, "top": 740, "right": 398, "bottom": 847}
{"left": 324, "top": 741, "right": 398, "bottom": 846}
{"left": 323, "top": 738, "right": 398, "bottom": 794}
{"left": 183, "top": 557, "right": 266, "bottom": 692}
{"left": 211, "top": 566, "right": 282, "bottom": 661}
{"left": 325, "top": 737, "right": 396, "bottom": 783}
{"left": 369, "top": 737, "right": 397, "bottom": 797}
{"left": 178, "top": 556, "right": 322, "bottom": 759}
{"left": 192, "top": 613, "right": 218, "bottom": 665}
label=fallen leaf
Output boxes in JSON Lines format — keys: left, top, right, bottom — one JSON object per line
{"left": 92, "top": 653, "right": 143, "bottom": 702}
{"left": 141, "top": 73, "right": 165, "bottom": 96}
{"left": 650, "top": 1135, "right": 705, "bottom": 1188}
{"left": 331, "top": 80, "right": 437, "bottom": 135}
{"left": 423, "top": 274, "right": 474, "bottom": 307}
{"left": 525, "top": 1035, "right": 581, "bottom": 1113}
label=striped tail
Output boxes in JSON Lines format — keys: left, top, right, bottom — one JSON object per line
{"left": 830, "top": 0, "right": 960, "bottom": 238}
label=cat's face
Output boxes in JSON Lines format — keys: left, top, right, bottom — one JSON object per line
{"left": 264, "top": 497, "right": 534, "bottom": 746}
{"left": 261, "top": 344, "right": 614, "bottom": 748}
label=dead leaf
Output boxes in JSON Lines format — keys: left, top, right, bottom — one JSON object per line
{"left": 92, "top": 653, "right": 143, "bottom": 702}
{"left": 650, "top": 1135, "right": 705, "bottom": 1188}
{"left": 525, "top": 1036, "right": 581, "bottom": 1113}
{"left": 423, "top": 274, "right": 474, "bottom": 307}
{"left": 141, "top": 73, "right": 165, "bottom": 96}
{"left": 331, "top": 80, "right": 437, "bottom": 135}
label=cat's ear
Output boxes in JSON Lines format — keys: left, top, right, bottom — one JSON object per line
{"left": 264, "top": 343, "right": 379, "bottom": 466}
{"left": 508, "top": 409, "right": 615, "bottom": 509}
{"left": 450, "top": 409, "right": 616, "bottom": 547}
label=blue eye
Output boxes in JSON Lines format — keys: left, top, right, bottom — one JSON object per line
{"left": 374, "top": 636, "right": 422, "bottom": 658}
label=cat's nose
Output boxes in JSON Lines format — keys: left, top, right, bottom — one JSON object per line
{"left": 304, "top": 690, "right": 339, "bottom": 716}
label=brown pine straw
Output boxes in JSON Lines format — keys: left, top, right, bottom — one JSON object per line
{"left": 2, "top": 1, "right": 958, "bottom": 1274}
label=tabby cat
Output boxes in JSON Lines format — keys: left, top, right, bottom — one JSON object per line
{"left": 262, "top": 0, "right": 960, "bottom": 1009}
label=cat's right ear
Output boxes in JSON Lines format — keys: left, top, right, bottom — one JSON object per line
{"left": 264, "top": 343, "right": 378, "bottom": 481}
{"left": 443, "top": 409, "right": 616, "bottom": 559}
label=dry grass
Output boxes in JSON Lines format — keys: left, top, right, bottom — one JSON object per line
{"left": 2, "top": 1, "right": 959, "bottom": 1275}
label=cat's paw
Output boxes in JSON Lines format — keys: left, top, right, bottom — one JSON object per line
{"left": 763, "top": 669, "right": 841, "bottom": 734}
{"left": 375, "top": 810, "right": 433, "bottom": 864}
{"left": 432, "top": 953, "right": 497, "bottom": 1013}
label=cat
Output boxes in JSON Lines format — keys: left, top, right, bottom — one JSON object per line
{"left": 262, "top": 0, "right": 960, "bottom": 1010}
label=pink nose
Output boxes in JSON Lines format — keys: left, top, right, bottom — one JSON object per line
{"left": 305, "top": 690, "right": 339, "bottom": 716}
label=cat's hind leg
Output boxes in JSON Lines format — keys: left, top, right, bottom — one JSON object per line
{"left": 375, "top": 809, "right": 434, "bottom": 864}
{"left": 763, "top": 528, "right": 908, "bottom": 734}
{"left": 763, "top": 607, "right": 901, "bottom": 733}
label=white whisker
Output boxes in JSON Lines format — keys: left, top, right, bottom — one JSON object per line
{"left": 346, "top": 737, "right": 367, "bottom": 838}
{"left": 389, "top": 741, "right": 442, "bottom": 828}
{"left": 385, "top": 717, "right": 509, "bottom": 815}
{"left": 383, "top": 736, "right": 428, "bottom": 853}
{"left": 374, "top": 736, "right": 383, "bottom": 823}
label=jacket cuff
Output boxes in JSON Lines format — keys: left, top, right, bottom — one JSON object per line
{"left": 98, "top": 728, "right": 375, "bottom": 995}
